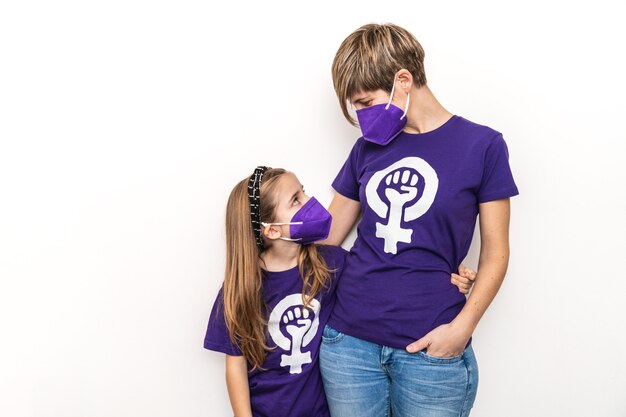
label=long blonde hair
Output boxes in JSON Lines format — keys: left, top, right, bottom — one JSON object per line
{"left": 221, "top": 168, "right": 332, "bottom": 370}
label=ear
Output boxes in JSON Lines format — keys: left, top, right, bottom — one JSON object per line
{"left": 394, "top": 69, "right": 413, "bottom": 94}
{"left": 262, "top": 224, "right": 283, "bottom": 241}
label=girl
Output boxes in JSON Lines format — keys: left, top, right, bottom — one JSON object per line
{"left": 203, "top": 167, "right": 476, "bottom": 417}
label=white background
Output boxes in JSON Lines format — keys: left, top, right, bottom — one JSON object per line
{"left": 1, "top": 1, "right": 625, "bottom": 416}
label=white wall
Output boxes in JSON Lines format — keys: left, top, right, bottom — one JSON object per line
{"left": 1, "top": 1, "right": 625, "bottom": 416}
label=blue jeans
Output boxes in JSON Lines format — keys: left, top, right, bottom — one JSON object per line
{"left": 319, "top": 325, "right": 479, "bottom": 417}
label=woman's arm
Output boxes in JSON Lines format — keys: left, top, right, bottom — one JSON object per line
{"left": 406, "top": 198, "right": 511, "bottom": 356}
{"left": 320, "top": 192, "right": 361, "bottom": 246}
{"left": 225, "top": 354, "right": 253, "bottom": 417}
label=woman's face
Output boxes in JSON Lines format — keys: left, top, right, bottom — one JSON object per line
{"left": 350, "top": 89, "right": 391, "bottom": 110}
{"left": 354, "top": 86, "right": 414, "bottom": 111}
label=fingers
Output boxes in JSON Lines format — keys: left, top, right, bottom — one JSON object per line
{"left": 451, "top": 273, "right": 471, "bottom": 284}
{"left": 458, "top": 265, "right": 477, "bottom": 280}
{"left": 451, "top": 274, "right": 471, "bottom": 294}
{"left": 406, "top": 337, "right": 431, "bottom": 353}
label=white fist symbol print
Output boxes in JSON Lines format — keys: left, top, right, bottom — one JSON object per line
{"left": 365, "top": 157, "right": 439, "bottom": 254}
{"left": 267, "top": 294, "right": 321, "bottom": 374}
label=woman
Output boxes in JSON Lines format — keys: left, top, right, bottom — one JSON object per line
{"left": 319, "top": 23, "right": 519, "bottom": 417}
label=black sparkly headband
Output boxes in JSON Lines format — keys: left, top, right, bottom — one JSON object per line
{"left": 248, "top": 166, "right": 270, "bottom": 250}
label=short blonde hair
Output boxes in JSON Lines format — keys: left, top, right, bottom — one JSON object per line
{"left": 331, "top": 23, "right": 427, "bottom": 126}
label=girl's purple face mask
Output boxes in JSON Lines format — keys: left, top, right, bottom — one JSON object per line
{"left": 355, "top": 80, "right": 410, "bottom": 146}
{"left": 262, "top": 197, "right": 332, "bottom": 245}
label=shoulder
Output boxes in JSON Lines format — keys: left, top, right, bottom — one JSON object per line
{"left": 353, "top": 136, "right": 367, "bottom": 148}
{"left": 316, "top": 244, "right": 348, "bottom": 268}
{"left": 453, "top": 116, "right": 505, "bottom": 147}
{"left": 347, "top": 137, "right": 368, "bottom": 157}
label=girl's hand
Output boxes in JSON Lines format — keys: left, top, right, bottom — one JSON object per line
{"left": 405, "top": 322, "right": 471, "bottom": 357}
{"left": 451, "top": 264, "right": 477, "bottom": 294}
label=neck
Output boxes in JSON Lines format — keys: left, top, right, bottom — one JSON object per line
{"left": 403, "top": 85, "right": 453, "bottom": 134}
{"left": 261, "top": 241, "right": 300, "bottom": 272}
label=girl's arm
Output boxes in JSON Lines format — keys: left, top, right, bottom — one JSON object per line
{"left": 321, "top": 192, "right": 360, "bottom": 246}
{"left": 452, "top": 265, "right": 477, "bottom": 294}
{"left": 225, "top": 354, "right": 253, "bottom": 417}
{"left": 406, "top": 198, "right": 511, "bottom": 356}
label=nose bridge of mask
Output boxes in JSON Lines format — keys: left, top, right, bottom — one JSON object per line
{"left": 289, "top": 197, "right": 331, "bottom": 244}
{"left": 384, "top": 79, "right": 410, "bottom": 120}
{"left": 285, "top": 197, "right": 316, "bottom": 240}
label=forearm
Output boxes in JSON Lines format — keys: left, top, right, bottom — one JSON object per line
{"left": 452, "top": 248, "right": 510, "bottom": 335}
{"left": 452, "top": 198, "right": 513, "bottom": 334}
{"left": 225, "top": 355, "right": 252, "bottom": 417}
{"left": 406, "top": 199, "right": 512, "bottom": 355}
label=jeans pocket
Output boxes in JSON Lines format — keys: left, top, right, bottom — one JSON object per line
{"left": 417, "top": 350, "right": 464, "bottom": 364}
{"left": 321, "top": 325, "right": 345, "bottom": 344}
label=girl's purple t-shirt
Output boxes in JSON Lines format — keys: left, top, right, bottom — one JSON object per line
{"left": 329, "top": 115, "right": 519, "bottom": 349}
{"left": 203, "top": 245, "right": 347, "bottom": 417}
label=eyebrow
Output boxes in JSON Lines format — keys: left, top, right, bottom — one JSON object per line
{"left": 289, "top": 186, "right": 304, "bottom": 204}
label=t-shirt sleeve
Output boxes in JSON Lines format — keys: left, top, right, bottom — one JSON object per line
{"left": 477, "top": 134, "right": 520, "bottom": 203}
{"left": 319, "top": 245, "right": 348, "bottom": 277}
{"left": 331, "top": 140, "right": 362, "bottom": 201}
{"left": 203, "top": 288, "right": 243, "bottom": 356}
{"left": 317, "top": 245, "right": 348, "bottom": 298}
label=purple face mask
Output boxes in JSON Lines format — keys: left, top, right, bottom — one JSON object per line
{"left": 356, "top": 80, "right": 410, "bottom": 146}
{"left": 262, "top": 197, "right": 332, "bottom": 245}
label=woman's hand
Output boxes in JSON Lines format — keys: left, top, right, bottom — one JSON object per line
{"left": 405, "top": 321, "right": 471, "bottom": 357}
{"left": 408, "top": 198, "right": 513, "bottom": 358}
{"left": 451, "top": 264, "right": 477, "bottom": 294}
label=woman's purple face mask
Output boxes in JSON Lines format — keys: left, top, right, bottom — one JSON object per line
{"left": 351, "top": 81, "right": 410, "bottom": 146}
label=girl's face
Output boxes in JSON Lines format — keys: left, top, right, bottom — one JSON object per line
{"left": 268, "top": 172, "right": 310, "bottom": 239}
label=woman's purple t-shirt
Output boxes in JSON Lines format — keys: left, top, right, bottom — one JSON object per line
{"left": 204, "top": 245, "right": 347, "bottom": 417}
{"left": 328, "top": 115, "right": 519, "bottom": 349}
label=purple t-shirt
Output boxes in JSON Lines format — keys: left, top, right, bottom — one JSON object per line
{"left": 329, "top": 115, "right": 519, "bottom": 349}
{"left": 204, "top": 245, "right": 347, "bottom": 417}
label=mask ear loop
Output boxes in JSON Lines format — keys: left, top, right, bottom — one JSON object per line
{"left": 385, "top": 79, "right": 410, "bottom": 120}
{"left": 261, "top": 221, "right": 303, "bottom": 226}
{"left": 384, "top": 81, "right": 397, "bottom": 110}
{"left": 260, "top": 221, "right": 304, "bottom": 242}
{"left": 401, "top": 93, "right": 410, "bottom": 120}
